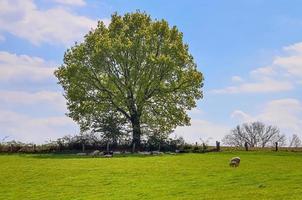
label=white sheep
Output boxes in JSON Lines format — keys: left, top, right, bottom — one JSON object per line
{"left": 90, "top": 150, "right": 101, "bottom": 157}
{"left": 76, "top": 152, "right": 87, "bottom": 156}
{"left": 229, "top": 157, "right": 240, "bottom": 167}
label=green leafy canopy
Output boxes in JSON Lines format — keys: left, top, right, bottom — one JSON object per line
{"left": 55, "top": 11, "right": 204, "bottom": 143}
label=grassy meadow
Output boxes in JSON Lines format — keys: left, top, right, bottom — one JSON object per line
{"left": 1, "top": 152, "right": 302, "bottom": 200}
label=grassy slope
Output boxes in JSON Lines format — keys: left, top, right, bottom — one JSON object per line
{"left": 0, "top": 152, "right": 302, "bottom": 200}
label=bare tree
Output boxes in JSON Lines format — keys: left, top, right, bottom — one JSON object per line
{"left": 243, "top": 122, "right": 261, "bottom": 147}
{"left": 222, "top": 125, "right": 248, "bottom": 147}
{"left": 289, "top": 134, "right": 301, "bottom": 147}
{"left": 274, "top": 134, "right": 287, "bottom": 147}
{"left": 258, "top": 124, "right": 282, "bottom": 147}
{"left": 223, "top": 122, "right": 285, "bottom": 147}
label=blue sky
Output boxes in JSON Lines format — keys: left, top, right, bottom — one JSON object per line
{"left": 0, "top": 0, "right": 301, "bottom": 144}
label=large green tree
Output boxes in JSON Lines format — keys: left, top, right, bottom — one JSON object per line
{"left": 55, "top": 12, "right": 203, "bottom": 146}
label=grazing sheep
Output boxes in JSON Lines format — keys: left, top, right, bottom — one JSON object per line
{"left": 229, "top": 157, "right": 240, "bottom": 167}
{"left": 76, "top": 153, "right": 87, "bottom": 156}
{"left": 138, "top": 151, "right": 151, "bottom": 155}
{"left": 90, "top": 150, "right": 101, "bottom": 157}
{"left": 151, "top": 151, "right": 163, "bottom": 155}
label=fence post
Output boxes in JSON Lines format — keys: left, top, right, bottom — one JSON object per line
{"left": 82, "top": 143, "right": 85, "bottom": 152}
{"left": 216, "top": 141, "right": 220, "bottom": 151}
{"left": 275, "top": 142, "right": 278, "bottom": 151}
{"left": 244, "top": 142, "right": 248, "bottom": 151}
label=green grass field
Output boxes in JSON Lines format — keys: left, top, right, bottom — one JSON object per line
{"left": 1, "top": 152, "right": 302, "bottom": 200}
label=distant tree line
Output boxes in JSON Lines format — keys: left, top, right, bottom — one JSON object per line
{"left": 0, "top": 133, "right": 186, "bottom": 153}
{"left": 1, "top": 121, "right": 301, "bottom": 153}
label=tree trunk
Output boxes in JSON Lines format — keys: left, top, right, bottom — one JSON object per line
{"left": 132, "top": 143, "right": 136, "bottom": 153}
{"left": 82, "top": 143, "right": 85, "bottom": 152}
{"left": 131, "top": 114, "right": 141, "bottom": 149}
{"left": 106, "top": 142, "right": 110, "bottom": 152}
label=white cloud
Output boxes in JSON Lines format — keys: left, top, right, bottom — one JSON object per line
{"left": 212, "top": 42, "right": 302, "bottom": 94}
{"left": 53, "top": 0, "right": 86, "bottom": 6}
{"left": 0, "top": 51, "right": 55, "bottom": 81}
{"left": 0, "top": 90, "right": 66, "bottom": 110}
{"left": 250, "top": 66, "right": 275, "bottom": 77}
{"left": 173, "top": 119, "right": 229, "bottom": 144}
{"left": 212, "top": 78, "right": 293, "bottom": 94}
{"left": 283, "top": 42, "right": 302, "bottom": 53}
{"left": 0, "top": 0, "right": 108, "bottom": 46}
{"left": 231, "top": 98, "right": 302, "bottom": 136}
{"left": 262, "top": 43, "right": 302, "bottom": 78}
{"left": 231, "top": 110, "right": 252, "bottom": 122}
{"left": 273, "top": 58, "right": 302, "bottom": 78}
{"left": 0, "top": 109, "right": 78, "bottom": 144}
{"left": 231, "top": 76, "right": 244, "bottom": 82}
